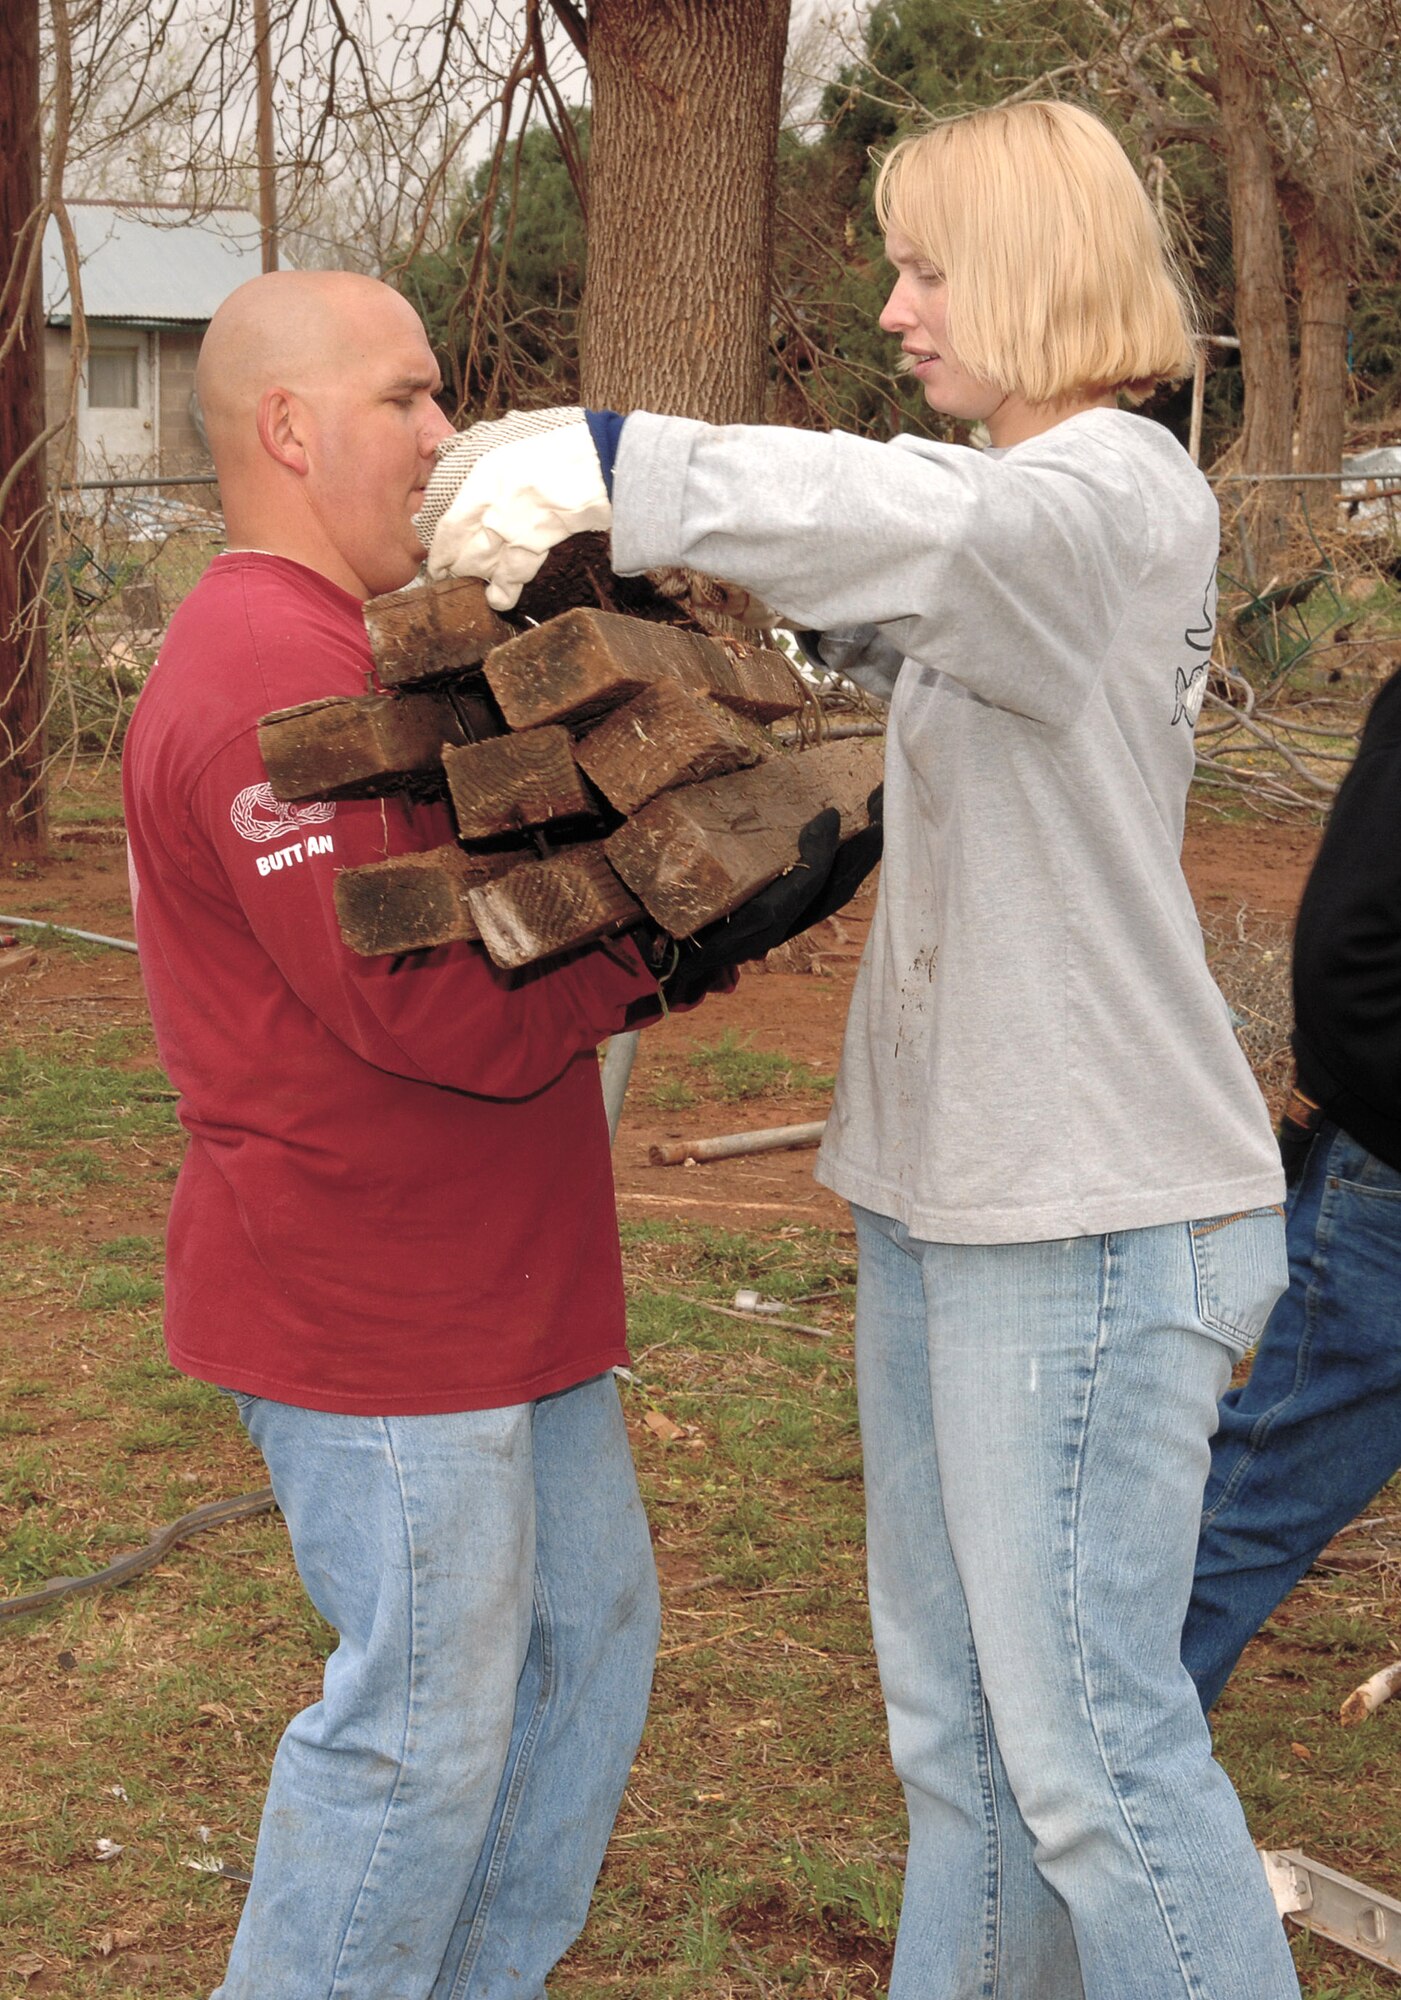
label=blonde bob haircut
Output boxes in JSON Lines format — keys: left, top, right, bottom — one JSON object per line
{"left": 874, "top": 100, "right": 1198, "bottom": 407}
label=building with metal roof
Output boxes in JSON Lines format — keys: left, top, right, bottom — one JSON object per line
{"left": 42, "top": 204, "right": 264, "bottom": 478}
{"left": 42, "top": 204, "right": 264, "bottom": 326}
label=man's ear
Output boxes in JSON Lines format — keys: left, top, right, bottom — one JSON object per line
{"left": 257, "top": 388, "right": 310, "bottom": 475}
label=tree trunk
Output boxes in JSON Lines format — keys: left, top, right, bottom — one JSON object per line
{"left": 1279, "top": 0, "right": 1358, "bottom": 481}
{"left": 0, "top": 0, "right": 48, "bottom": 856}
{"left": 581, "top": 0, "right": 791, "bottom": 424}
{"left": 1205, "top": 0, "right": 1293, "bottom": 575}
{"left": 1286, "top": 184, "right": 1352, "bottom": 476}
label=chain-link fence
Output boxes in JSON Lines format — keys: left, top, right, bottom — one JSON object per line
{"left": 35, "top": 456, "right": 1401, "bottom": 826}
{"left": 43, "top": 472, "right": 223, "bottom": 779}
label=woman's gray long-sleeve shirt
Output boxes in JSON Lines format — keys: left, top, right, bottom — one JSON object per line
{"left": 611, "top": 407, "right": 1283, "bottom": 1243}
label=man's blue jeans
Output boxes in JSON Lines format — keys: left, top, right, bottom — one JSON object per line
{"left": 211, "top": 1371, "right": 660, "bottom": 2000}
{"left": 853, "top": 1203, "right": 1299, "bottom": 2000}
{"left": 1185, "top": 1122, "right": 1401, "bottom": 1713}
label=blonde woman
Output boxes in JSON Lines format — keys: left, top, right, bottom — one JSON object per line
{"left": 422, "top": 101, "right": 1298, "bottom": 2000}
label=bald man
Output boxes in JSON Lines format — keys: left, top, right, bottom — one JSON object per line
{"left": 123, "top": 272, "right": 664, "bottom": 2000}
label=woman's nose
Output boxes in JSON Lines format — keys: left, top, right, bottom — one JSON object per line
{"left": 879, "top": 281, "right": 913, "bottom": 334}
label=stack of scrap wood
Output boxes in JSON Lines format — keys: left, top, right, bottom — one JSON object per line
{"left": 256, "top": 565, "right": 882, "bottom": 972}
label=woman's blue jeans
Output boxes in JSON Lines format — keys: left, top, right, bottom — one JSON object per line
{"left": 1186, "top": 1122, "right": 1401, "bottom": 1712}
{"left": 853, "top": 1203, "right": 1300, "bottom": 2000}
{"left": 212, "top": 1371, "right": 659, "bottom": 2000}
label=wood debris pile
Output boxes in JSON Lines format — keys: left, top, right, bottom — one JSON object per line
{"left": 256, "top": 555, "right": 882, "bottom": 970}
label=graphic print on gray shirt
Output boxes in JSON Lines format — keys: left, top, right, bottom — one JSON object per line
{"left": 612, "top": 406, "right": 1284, "bottom": 1243}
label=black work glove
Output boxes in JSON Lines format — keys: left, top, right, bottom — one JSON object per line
{"left": 655, "top": 800, "right": 880, "bottom": 1009}
{"left": 785, "top": 783, "right": 883, "bottom": 936}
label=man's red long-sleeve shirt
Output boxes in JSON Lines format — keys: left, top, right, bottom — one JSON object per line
{"left": 123, "top": 553, "right": 659, "bottom": 1414}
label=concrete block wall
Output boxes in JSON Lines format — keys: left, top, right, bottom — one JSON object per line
{"left": 157, "top": 326, "right": 211, "bottom": 476}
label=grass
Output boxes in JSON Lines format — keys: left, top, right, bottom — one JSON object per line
{"left": 0, "top": 934, "right": 886, "bottom": 1993}
{"left": 0, "top": 1035, "right": 178, "bottom": 1207}
{"left": 646, "top": 1075, "right": 700, "bottom": 1112}
{"left": 49, "top": 792, "right": 127, "bottom": 828}
{"left": 5, "top": 787, "right": 1401, "bottom": 1994}
{"left": 636, "top": 1027, "right": 837, "bottom": 1124}
{"left": 687, "top": 1029, "right": 836, "bottom": 1103}
{"left": 1, "top": 1175, "right": 896, "bottom": 1992}
{"left": 7, "top": 1124, "right": 1401, "bottom": 1992}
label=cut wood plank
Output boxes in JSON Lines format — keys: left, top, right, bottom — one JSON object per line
{"left": 482, "top": 607, "right": 803, "bottom": 730}
{"left": 437, "top": 688, "right": 507, "bottom": 745}
{"left": 514, "top": 532, "right": 690, "bottom": 626}
{"left": 259, "top": 692, "right": 468, "bottom": 802}
{"left": 364, "top": 573, "right": 513, "bottom": 688}
{"left": 482, "top": 608, "right": 695, "bottom": 728}
{"left": 443, "top": 727, "right": 599, "bottom": 841}
{"left": 333, "top": 846, "right": 517, "bottom": 956}
{"left": 700, "top": 640, "right": 806, "bottom": 724}
{"left": 573, "top": 678, "right": 767, "bottom": 815}
{"left": 512, "top": 532, "right": 619, "bottom": 624}
{"left": 604, "top": 738, "right": 883, "bottom": 937}
{"left": 467, "top": 844, "right": 644, "bottom": 970}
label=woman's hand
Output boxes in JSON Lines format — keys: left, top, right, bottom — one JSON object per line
{"left": 658, "top": 795, "right": 883, "bottom": 1006}
{"left": 417, "top": 408, "right": 616, "bottom": 610}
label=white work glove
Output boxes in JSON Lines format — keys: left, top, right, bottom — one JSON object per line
{"left": 417, "top": 408, "right": 612, "bottom": 611}
{"left": 684, "top": 572, "right": 784, "bottom": 630}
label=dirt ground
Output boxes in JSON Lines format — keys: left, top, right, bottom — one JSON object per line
{"left": 0, "top": 797, "right": 1322, "bottom": 1247}
{"left": 19, "top": 789, "right": 1401, "bottom": 1998}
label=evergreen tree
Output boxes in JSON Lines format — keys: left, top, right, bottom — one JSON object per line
{"left": 400, "top": 113, "right": 588, "bottom": 414}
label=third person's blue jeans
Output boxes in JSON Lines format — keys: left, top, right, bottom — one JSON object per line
{"left": 1185, "top": 1121, "right": 1401, "bottom": 1712}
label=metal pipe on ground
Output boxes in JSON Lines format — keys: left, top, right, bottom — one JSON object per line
{"left": 0, "top": 914, "right": 138, "bottom": 954}
{"left": 650, "top": 1119, "right": 827, "bottom": 1167}
{"left": 602, "top": 1030, "right": 639, "bottom": 1147}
